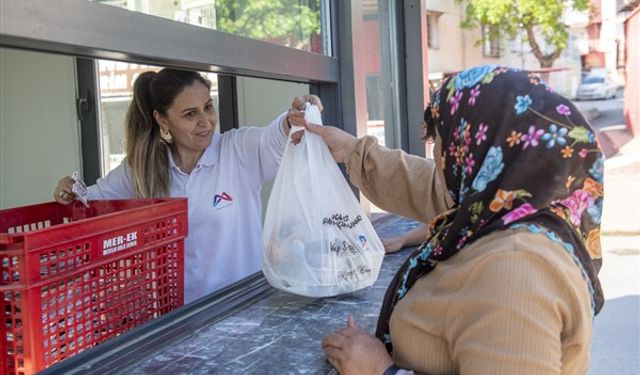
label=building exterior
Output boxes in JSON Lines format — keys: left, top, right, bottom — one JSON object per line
{"left": 423, "top": 0, "right": 588, "bottom": 99}
{"left": 621, "top": 1, "right": 640, "bottom": 135}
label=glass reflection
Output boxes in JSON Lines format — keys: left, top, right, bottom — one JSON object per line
{"left": 93, "top": 0, "right": 327, "bottom": 55}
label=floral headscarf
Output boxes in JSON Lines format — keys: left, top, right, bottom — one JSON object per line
{"left": 375, "top": 66, "right": 604, "bottom": 352}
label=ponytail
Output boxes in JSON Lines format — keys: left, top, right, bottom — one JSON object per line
{"left": 125, "top": 71, "right": 170, "bottom": 198}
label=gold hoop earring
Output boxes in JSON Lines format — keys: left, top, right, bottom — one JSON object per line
{"left": 160, "top": 128, "right": 173, "bottom": 142}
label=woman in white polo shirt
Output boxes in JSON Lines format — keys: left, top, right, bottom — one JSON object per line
{"left": 53, "top": 68, "right": 320, "bottom": 304}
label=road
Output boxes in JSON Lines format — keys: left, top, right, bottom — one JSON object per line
{"left": 573, "top": 89, "right": 626, "bottom": 130}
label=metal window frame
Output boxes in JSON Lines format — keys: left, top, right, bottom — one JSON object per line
{"left": 404, "top": 0, "right": 431, "bottom": 157}
{"left": 378, "top": 0, "right": 408, "bottom": 150}
{"left": 335, "top": 1, "right": 368, "bottom": 138}
{"left": 365, "top": 0, "right": 430, "bottom": 156}
{"left": 75, "top": 58, "right": 103, "bottom": 184}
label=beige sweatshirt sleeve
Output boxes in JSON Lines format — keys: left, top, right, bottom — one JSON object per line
{"left": 345, "top": 136, "right": 450, "bottom": 223}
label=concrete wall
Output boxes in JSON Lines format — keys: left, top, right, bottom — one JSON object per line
{"left": 0, "top": 48, "right": 81, "bottom": 209}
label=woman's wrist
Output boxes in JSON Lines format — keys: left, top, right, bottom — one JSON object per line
{"left": 383, "top": 364, "right": 401, "bottom": 375}
{"left": 382, "top": 363, "right": 414, "bottom": 375}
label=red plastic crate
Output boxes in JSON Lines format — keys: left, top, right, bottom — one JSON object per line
{"left": 0, "top": 199, "right": 188, "bottom": 375}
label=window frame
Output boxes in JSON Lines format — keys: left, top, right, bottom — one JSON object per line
{"left": 426, "top": 11, "right": 442, "bottom": 50}
{"left": 482, "top": 24, "right": 501, "bottom": 58}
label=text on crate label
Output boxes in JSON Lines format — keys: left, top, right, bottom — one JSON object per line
{"left": 102, "top": 231, "right": 138, "bottom": 256}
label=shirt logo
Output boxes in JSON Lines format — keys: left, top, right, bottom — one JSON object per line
{"left": 358, "top": 235, "right": 369, "bottom": 250}
{"left": 213, "top": 192, "right": 233, "bottom": 209}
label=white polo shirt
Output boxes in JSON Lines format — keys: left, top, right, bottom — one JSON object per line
{"left": 87, "top": 113, "right": 288, "bottom": 303}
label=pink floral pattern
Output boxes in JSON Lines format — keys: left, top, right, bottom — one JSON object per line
{"left": 521, "top": 125, "right": 545, "bottom": 149}
{"left": 501, "top": 203, "right": 537, "bottom": 224}
{"left": 558, "top": 190, "right": 595, "bottom": 226}
{"left": 449, "top": 91, "right": 463, "bottom": 114}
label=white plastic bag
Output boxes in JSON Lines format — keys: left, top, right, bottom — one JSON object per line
{"left": 262, "top": 103, "right": 385, "bottom": 297}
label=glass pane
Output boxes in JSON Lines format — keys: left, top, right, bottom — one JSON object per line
{"left": 362, "top": 0, "right": 400, "bottom": 148}
{"left": 93, "top": 0, "right": 330, "bottom": 55}
{"left": 234, "top": 76, "right": 309, "bottom": 222}
{"left": 97, "top": 60, "right": 218, "bottom": 174}
{"left": 0, "top": 48, "right": 81, "bottom": 207}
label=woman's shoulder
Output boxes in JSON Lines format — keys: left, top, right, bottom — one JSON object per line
{"left": 469, "top": 225, "right": 566, "bottom": 251}
{"left": 458, "top": 226, "right": 581, "bottom": 272}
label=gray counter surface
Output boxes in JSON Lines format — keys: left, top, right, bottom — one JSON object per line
{"left": 43, "top": 214, "right": 420, "bottom": 375}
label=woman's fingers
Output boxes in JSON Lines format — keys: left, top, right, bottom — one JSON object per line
{"left": 287, "top": 109, "right": 306, "bottom": 127}
{"left": 291, "top": 95, "right": 307, "bottom": 111}
{"left": 303, "top": 121, "right": 325, "bottom": 135}
{"left": 322, "top": 330, "right": 350, "bottom": 349}
{"left": 307, "top": 94, "right": 323, "bottom": 112}
{"left": 291, "top": 94, "right": 323, "bottom": 112}
{"left": 53, "top": 176, "right": 76, "bottom": 204}
{"left": 323, "top": 345, "right": 344, "bottom": 364}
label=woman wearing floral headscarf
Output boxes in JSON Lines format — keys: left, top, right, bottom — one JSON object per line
{"left": 312, "top": 66, "right": 604, "bottom": 375}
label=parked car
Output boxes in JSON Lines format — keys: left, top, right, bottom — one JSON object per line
{"left": 576, "top": 75, "right": 618, "bottom": 100}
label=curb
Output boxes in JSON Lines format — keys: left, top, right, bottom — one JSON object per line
{"left": 595, "top": 129, "right": 619, "bottom": 158}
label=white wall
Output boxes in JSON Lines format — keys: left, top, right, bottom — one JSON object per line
{"left": 236, "top": 76, "right": 309, "bottom": 220}
{"left": 0, "top": 48, "right": 81, "bottom": 209}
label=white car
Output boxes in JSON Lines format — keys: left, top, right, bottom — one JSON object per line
{"left": 576, "top": 75, "right": 618, "bottom": 100}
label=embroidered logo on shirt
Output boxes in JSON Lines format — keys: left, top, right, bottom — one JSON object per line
{"left": 213, "top": 192, "right": 233, "bottom": 209}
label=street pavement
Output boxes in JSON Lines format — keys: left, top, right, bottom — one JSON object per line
{"left": 575, "top": 96, "right": 640, "bottom": 375}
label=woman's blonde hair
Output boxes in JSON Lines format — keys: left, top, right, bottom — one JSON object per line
{"left": 125, "top": 68, "right": 210, "bottom": 198}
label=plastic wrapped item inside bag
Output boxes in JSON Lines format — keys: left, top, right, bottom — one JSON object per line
{"left": 262, "top": 104, "right": 384, "bottom": 297}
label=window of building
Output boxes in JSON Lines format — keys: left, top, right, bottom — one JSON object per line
{"left": 426, "top": 12, "right": 440, "bottom": 49}
{"left": 482, "top": 25, "right": 500, "bottom": 57}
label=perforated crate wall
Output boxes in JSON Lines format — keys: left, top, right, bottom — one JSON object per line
{"left": 0, "top": 199, "right": 187, "bottom": 374}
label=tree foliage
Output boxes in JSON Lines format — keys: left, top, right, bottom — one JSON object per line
{"left": 456, "top": 0, "right": 589, "bottom": 67}
{"left": 215, "top": 0, "right": 321, "bottom": 50}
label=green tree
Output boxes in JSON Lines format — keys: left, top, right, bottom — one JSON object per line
{"left": 215, "top": 0, "right": 321, "bottom": 50}
{"left": 456, "top": 0, "right": 589, "bottom": 68}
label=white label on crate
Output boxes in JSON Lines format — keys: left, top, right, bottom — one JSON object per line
{"left": 102, "top": 231, "right": 138, "bottom": 256}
